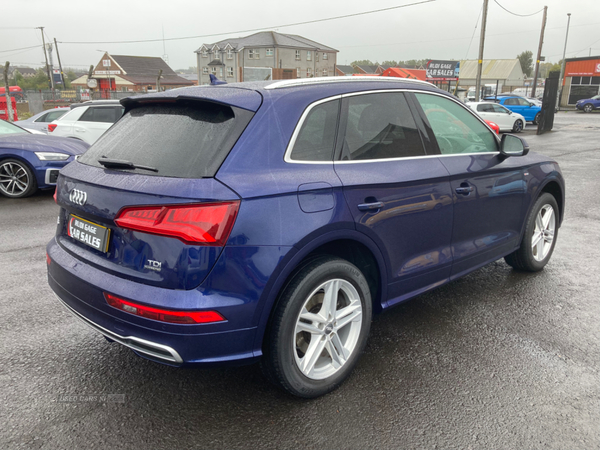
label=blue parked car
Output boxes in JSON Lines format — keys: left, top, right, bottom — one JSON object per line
{"left": 484, "top": 95, "right": 542, "bottom": 124}
{"left": 47, "top": 77, "right": 565, "bottom": 398}
{"left": 0, "top": 119, "right": 88, "bottom": 198}
{"left": 575, "top": 94, "right": 600, "bottom": 113}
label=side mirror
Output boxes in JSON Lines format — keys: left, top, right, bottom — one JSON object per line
{"left": 500, "top": 134, "right": 529, "bottom": 157}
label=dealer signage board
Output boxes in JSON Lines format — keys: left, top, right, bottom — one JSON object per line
{"left": 426, "top": 60, "right": 460, "bottom": 81}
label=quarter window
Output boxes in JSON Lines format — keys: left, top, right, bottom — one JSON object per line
{"left": 290, "top": 100, "right": 340, "bottom": 161}
{"left": 340, "top": 93, "right": 425, "bottom": 161}
{"left": 414, "top": 93, "right": 498, "bottom": 155}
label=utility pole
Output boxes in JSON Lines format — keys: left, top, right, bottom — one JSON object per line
{"left": 3, "top": 62, "right": 14, "bottom": 122}
{"left": 36, "top": 27, "right": 52, "bottom": 89}
{"left": 474, "top": 0, "right": 489, "bottom": 102}
{"left": 557, "top": 13, "right": 571, "bottom": 111}
{"left": 156, "top": 69, "right": 162, "bottom": 92}
{"left": 531, "top": 5, "right": 548, "bottom": 98}
{"left": 46, "top": 43, "right": 56, "bottom": 90}
{"left": 54, "top": 38, "right": 66, "bottom": 88}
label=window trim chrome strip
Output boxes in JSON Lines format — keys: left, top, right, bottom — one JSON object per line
{"left": 283, "top": 88, "right": 502, "bottom": 165}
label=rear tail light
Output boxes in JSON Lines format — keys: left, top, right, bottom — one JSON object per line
{"left": 47, "top": 124, "right": 57, "bottom": 132}
{"left": 104, "top": 293, "right": 225, "bottom": 324}
{"left": 114, "top": 201, "right": 239, "bottom": 246}
{"left": 53, "top": 187, "right": 57, "bottom": 203}
{"left": 46, "top": 252, "right": 51, "bottom": 265}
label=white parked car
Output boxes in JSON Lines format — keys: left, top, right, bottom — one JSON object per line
{"left": 466, "top": 102, "right": 527, "bottom": 133}
{"left": 48, "top": 100, "right": 124, "bottom": 145}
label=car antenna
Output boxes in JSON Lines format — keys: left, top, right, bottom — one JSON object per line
{"left": 209, "top": 74, "right": 227, "bottom": 86}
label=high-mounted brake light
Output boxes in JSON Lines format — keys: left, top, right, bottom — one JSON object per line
{"left": 114, "top": 201, "right": 239, "bottom": 246}
{"left": 47, "top": 124, "right": 57, "bottom": 132}
{"left": 104, "top": 293, "right": 226, "bottom": 324}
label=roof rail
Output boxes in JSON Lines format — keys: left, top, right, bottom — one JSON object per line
{"left": 265, "top": 76, "right": 434, "bottom": 90}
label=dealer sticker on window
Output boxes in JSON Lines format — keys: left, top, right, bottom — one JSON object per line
{"left": 67, "top": 215, "right": 111, "bottom": 253}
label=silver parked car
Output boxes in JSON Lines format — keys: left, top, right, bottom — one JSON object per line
{"left": 15, "top": 108, "right": 70, "bottom": 134}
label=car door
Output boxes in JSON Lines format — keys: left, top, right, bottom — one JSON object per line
{"left": 412, "top": 92, "right": 527, "bottom": 278}
{"left": 35, "top": 110, "right": 65, "bottom": 133}
{"left": 505, "top": 97, "right": 532, "bottom": 121}
{"left": 333, "top": 91, "right": 454, "bottom": 306}
{"left": 475, "top": 103, "right": 510, "bottom": 130}
{"left": 489, "top": 103, "right": 514, "bottom": 131}
{"left": 76, "top": 106, "right": 124, "bottom": 144}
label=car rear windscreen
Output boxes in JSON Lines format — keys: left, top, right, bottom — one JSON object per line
{"left": 78, "top": 101, "right": 253, "bottom": 178}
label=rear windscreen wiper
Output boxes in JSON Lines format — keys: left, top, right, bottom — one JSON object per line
{"left": 98, "top": 158, "right": 158, "bottom": 172}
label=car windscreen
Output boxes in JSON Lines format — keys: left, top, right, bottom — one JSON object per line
{"left": 0, "top": 120, "right": 28, "bottom": 135}
{"left": 78, "top": 101, "right": 253, "bottom": 178}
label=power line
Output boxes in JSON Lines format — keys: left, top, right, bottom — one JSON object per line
{"left": 58, "top": 0, "right": 436, "bottom": 45}
{"left": 465, "top": 4, "right": 483, "bottom": 59}
{"left": 493, "top": 0, "right": 544, "bottom": 17}
{"left": 0, "top": 45, "right": 42, "bottom": 54}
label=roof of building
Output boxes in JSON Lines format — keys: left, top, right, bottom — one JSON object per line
{"left": 109, "top": 55, "right": 194, "bottom": 86}
{"left": 459, "top": 59, "right": 522, "bottom": 80}
{"left": 354, "top": 65, "right": 380, "bottom": 74}
{"left": 336, "top": 65, "right": 355, "bottom": 75}
{"left": 382, "top": 67, "right": 427, "bottom": 81}
{"left": 196, "top": 31, "right": 338, "bottom": 53}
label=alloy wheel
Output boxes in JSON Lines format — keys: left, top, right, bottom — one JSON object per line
{"left": 293, "top": 278, "right": 363, "bottom": 380}
{"left": 0, "top": 161, "right": 30, "bottom": 197}
{"left": 531, "top": 205, "right": 555, "bottom": 261}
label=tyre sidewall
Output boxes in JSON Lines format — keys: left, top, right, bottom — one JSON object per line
{"left": 521, "top": 193, "right": 559, "bottom": 271}
{"left": 274, "top": 258, "right": 372, "bottom": 398}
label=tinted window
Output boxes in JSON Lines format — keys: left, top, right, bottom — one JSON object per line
{"left": 477, "top": 104, "right": 494, "bottom": 112}
{"left": 491, "top": 104, "right": 509, "bottom": 114}
{"left": 504, "top": 98, "right": 518, "bottom": 106}
{"left": 290, "top": 99, "right": 339, "bottom": 161}
{"left": 79, "top": 106, "right": 124, "bottom": 123}
{"left": 340, "top": 93, "right": 424, "bottom": 161}
{"left": 34, "top": 112, "right": 49, "bottom": 123}
{"left": 414, "top": 93, "right": 497, "bottom": 155}
{"left": 78, "top": 102, "right": 253, "bottom": 178}
{"left": 45, "top": 110, "right": 66, "bottom": 122}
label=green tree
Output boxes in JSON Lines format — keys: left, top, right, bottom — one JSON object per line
{"left": 381, "top": 60, "right": 398, "bottom": 67}
{"left": 351, "top": 60, "right": 375, "bottom": 67}
{"left": 517, "top": 51, "right": 534, "bottom": 77}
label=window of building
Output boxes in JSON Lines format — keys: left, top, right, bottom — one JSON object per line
{"left": 290, "top": 100, "right": 340, "bottom": 161}
{"left": 316, "top": 53, "right": 319, "bottom": 62}
{"left": 219, "top": 67, "right": 223, "bottom": 77}
{"left": 211, "top": 67, "right": 217, "bottom": 74}
{"left": 227, "top": 67, "right": 234, "bottom": 77}
{"left": 295, "top": 50, "right": 301, "bottom": 61}
{"left": 323, "top": 53, "right": 328, "bottom": 60}
{"left": 297, "top": 67, "right": 301, "bottom": 78}
{"left": 414, "top": 93, "right": 498, "bottom": 155}
{"left": 227, "top": 49, "right": 233, "bottom": 59}
{"left": 307, "top": 51, "right": 312, "bottom": 61}
{"left": 322, "top": 69, "right": 327, "bottom": 77}
{"left": 248, "top": 49, "right": 259, "bottom": 59}
{"left": 202, "top": 67, "right": 208, "bottom": 74}
{"left": 307, "top": 67, "right": 313, "bottom": 77}
{"left": 266, "top": 48, "right": 274, "bottom": 57}
{"left": 202, "top": 50, "right": 208, "bottom": 58}
{"left": 340, "top": 93, "right": 425, "bottom": 161}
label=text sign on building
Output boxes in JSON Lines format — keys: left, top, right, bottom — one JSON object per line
{"left": 102, "top": 60, "right": 111, "bottom": 67}
{"left": 95, "top": 70, "right": 121, "bottom": 75}
{"left": 426, "top": 60, "right": 460, "bottom": 81}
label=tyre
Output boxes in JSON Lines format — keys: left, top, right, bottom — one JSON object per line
{"left": 533, "top": 112, "right": 541, "bottom": 125}
{"left": 261, "top": 255, "right": 372, "bottom": 398}
{"left": 505, "top": 193, "right": 559, "bottom": 272}
{"left": 512, "top": 119, "right": 524, "bottom": 133}
{"left": 0, "top": 158, "right": 37, "bottom": 198}
{"left": 583, "top": 104, "right": 593, "bottom": 113}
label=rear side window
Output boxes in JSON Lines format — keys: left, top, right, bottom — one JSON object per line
{"left": 340, "top": 92, "right": 425, "bottom": 161}
{"left": 43, "top": 110, "right": 66, "bottom": 122}
{"left": 78, "top": 102, "right": 253, "bottom": 178}
{"left": 290, "top": 99, "right": 339, "bottom": 161}
{"left": 79, "top": 106, "right": 124, "bottom": 123}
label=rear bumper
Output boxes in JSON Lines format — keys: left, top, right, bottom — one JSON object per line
{"left": 47, "top": 237, "right": 264, "bottom": 367}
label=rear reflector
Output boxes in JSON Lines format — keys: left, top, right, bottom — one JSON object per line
{"left": 114, "top": 201, "right": 239, "bottom": 246}
{"left": 46, "top": 252, "right": 51, "bottom": 265}
{"left": 47, "top": 124, "right": 57, "bottom": 132}
{"left": 104, "top": 293, "right": 226, "bottom": 324}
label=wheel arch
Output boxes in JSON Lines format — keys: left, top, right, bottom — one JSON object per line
{"left": 540, "top": 180, "right": 564, "bottom": 227}
{"left": 252, "top": 230, "right": 388, "bottom": 355}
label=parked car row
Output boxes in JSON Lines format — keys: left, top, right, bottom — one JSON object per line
{"left": 46, "top": 77, "right": 564, "bottom": 398}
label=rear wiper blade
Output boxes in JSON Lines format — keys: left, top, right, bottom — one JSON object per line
{"left": 98, "top": 158, "right": 158, "bottom": 172}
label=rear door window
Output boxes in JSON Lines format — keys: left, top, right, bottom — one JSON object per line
{"left": 339, "top": 92, "right": 425, "bottom": 161}
{"left": 78, "top": 102, "right": 254, "bottom": 178}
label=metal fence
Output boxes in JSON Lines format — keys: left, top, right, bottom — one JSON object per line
{"left": 21, "top": 89, "right": 144, "bottom": 114}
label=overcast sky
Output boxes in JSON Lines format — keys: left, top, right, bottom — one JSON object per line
{"left": 1, "top": 0, "right": 599, "bottom": 72}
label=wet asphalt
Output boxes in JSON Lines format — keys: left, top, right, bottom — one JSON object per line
{"left": 1, "top": 112, "right": 599, "bottom": 450}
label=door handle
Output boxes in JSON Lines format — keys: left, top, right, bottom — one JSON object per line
{"left": 358, "top": 202, "right": 383, "bottom": 211}
{"left": 455, "top": 186, "right": 474, "bottom": 195}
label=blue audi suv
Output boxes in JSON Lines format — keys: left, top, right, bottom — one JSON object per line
{"left": 47, "top": 77, "right": 565, "bottom": 398}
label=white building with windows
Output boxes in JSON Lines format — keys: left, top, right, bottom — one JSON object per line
{"left": 195, "top": 31, "right": 338, "bottom": 85}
